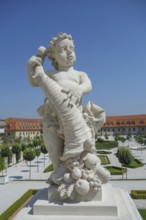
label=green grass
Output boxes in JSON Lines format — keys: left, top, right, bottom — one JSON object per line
{"left": 43, "top": 163, "right": 54, "bottom": 173}
{"left": 0, "top": 189, "right": 38, "bottom": 220}
{"left": 105, "top": 166, "right": 127, "bottom": 175}
{"left": 120, "top": 158, "right": 144, "bottom": 168}
{"left": 98, "top": 155, "right": 110, "bottom": 165}
{"left": 139, "top": 209, "right": 146, "bottom": 219}
{"left": 126, "top": 158, "right": 144, "bottom": 168}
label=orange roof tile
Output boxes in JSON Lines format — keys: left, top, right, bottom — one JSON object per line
{"left": 5, "top": 117, "right": 43, "bottom": 131}
{"left": 104, "top": 114, "right": 146, "bottom": 128}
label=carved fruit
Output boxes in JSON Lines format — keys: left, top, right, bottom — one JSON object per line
{"left": 52, "top": 166, "right": 68, "bottom": 185}
{"left": 72, "top": 168, "right": 82, "bottom": 180}
{"left": 75, "top": 179, "right": 90, "bottom": 195}
{"left": 63, "top": 173, "right": 73, "bottom": 183}
{"left": 83, "top": 153, "right": 101, "bottom": 169}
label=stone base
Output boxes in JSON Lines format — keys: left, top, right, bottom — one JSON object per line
{"left": 13, "top": 183, "right": 142, "bottom": 220}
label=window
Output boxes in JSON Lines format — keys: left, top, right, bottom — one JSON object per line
{"left": 140, "top": 120, "right": 144, "bottom": 124}
{"left": 116, "top": 121, "right": 120, "bottom": 125}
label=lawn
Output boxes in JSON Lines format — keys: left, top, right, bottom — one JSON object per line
{"left": 127, "top": 158, "right": 144, "bottom": 168}
{"left": 105, "top": 166, "right": 126, "bottom": 175}
{"left": 43, "top": 163, "right": 54, "bottom": 172}
{"left": 98, "top": 155, "right": 110, "bottom": 165}
{"left": 139, "top": 209, "right": 146, "bottom": 220}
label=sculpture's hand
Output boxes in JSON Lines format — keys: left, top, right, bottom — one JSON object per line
{"left": 27, "top": 46, "right": 46, "bottom": 87}
{"left": 28, "top": 55, "right": 43, "bottom": 68}
{"left": 27, "top": 55, "right": 45, "bottom": 86}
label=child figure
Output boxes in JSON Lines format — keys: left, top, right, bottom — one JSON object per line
{"left": 27, "top": 33, "right": 105, "bottom": 170}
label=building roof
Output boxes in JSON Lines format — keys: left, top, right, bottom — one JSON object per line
{"left": 5, "top": 117, "right": 43, "bottom": 131}
{"left": 104, "top": 114, "right": 146, "bottom": 128}
{"left": 4, "top": 114, "right": 146, "bottom": 131}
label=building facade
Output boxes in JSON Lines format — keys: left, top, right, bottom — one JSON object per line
{"left": 5, "top": 118, "right": 43, "bottom": 142}
{"left": 3, "top": 114, "right": 146, "bottom": 142}
{"left": 99, "top": 114, "right": 146, "bottom": 136}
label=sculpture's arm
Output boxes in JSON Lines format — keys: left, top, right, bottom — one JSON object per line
{"left": 79, "top": 72, "right": 92, "bottom": 95}
{"left": 26, "top": 47, "right": 46, "bottom": 87}
{"left": 26, "top": 55, "right": 45, "bottom": 87}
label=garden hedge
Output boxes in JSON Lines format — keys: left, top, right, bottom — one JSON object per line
{"left": 0, "top": 189, "right": 38, "bottom": 220}
{"left": 131, "top": 190, "right": 146, "bottom": 199}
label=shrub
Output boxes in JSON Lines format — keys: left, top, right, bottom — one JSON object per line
{"left": 117, "top": 146, "right": 133, "bottom": 166}
{"left": 131, "top": 190, "right": 146, "bottom": 199}
{"left": 96, "top": 141, "right": 118, "bottom": 150}
{"left": 97, "top": 150, "right": 112, "bottom": 154}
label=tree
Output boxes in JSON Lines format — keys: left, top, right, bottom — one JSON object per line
{"left": 1, "top": 145, "right": 9, "bottom": 169}
{"left": 0, "top": 156, "right": 5, "bottom": 176}
{"left": 1, "top": 145, "right": 9, "bottom": 158}
{"left": 23, "top": 148, "right": 36, "bottom": 179}
{"left": 105, "top": 132, "right": 108, "bottom": 140}
{"left": 114, "top": 133, "right": 119, "bottom": 142}
{"left": 117, "top": 146, "right": 133, "bottom": 179}
{"left": 12, "top": 143, "right": 22, "bottom": 164}
{"left": 126, "top": 132, "right": 132, "bottom": 145}
{"left": 41, "top": 143, "right": 48, "bottom": 167}
{"left": 33, "top": 137, "right": 41, "bottom": 147}
{"left": 117, "top": 146, "right": 133, "bottom": 166}
{"left": 35, "top": 147, "right": 41, "bottom": 172}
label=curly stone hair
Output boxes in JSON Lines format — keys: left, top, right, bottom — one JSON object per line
{"left": 46, "top": 32, "right": 74, "bottom": 70}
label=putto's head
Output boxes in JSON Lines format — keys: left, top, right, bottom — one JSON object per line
{"left": 46, "top": 33, "right": 76, "bottom": 70}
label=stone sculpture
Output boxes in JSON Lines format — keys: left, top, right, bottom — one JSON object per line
{"left": 27, "top": 33, "right": 110, "bottom": 201}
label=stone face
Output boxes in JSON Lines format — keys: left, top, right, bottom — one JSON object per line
{"left": 27, "top": 32, "right": 108, "bottom": 201}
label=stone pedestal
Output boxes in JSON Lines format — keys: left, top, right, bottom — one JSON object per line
{"left": 13, "top": 183, "right": 142, "bottom": 220}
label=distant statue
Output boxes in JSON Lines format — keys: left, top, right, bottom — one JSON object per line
{"left": 27, "top": 33, "right": 110, "bottom": 201}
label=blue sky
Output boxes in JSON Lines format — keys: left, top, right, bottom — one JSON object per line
{"left": 0, "top": 0, "right": 146, "bottom": 119}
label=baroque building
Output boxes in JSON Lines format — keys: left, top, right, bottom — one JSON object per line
{"left": 3, "top": 114, "right": 146, "bottom": 142}
{"left": 5, "top": 118, "right": 43, "bottom": 142}
{"left": 99, "top": 114, "right": 146, "bottom": 136}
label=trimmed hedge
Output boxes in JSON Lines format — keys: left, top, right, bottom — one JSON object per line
{"left": 43, "top": 163, "right": 54, "bottom": 173}
{"left": 97, "top": 150, "right": 112, "bottom": 154}
{"left": 96, "top": 141, "right": 118, "bottom": 150}
{"left": 0, "top": 189, "right": 38, "bottom": 220}
{"left": 131, "top": 190, "right": 146, "bottom": 199}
